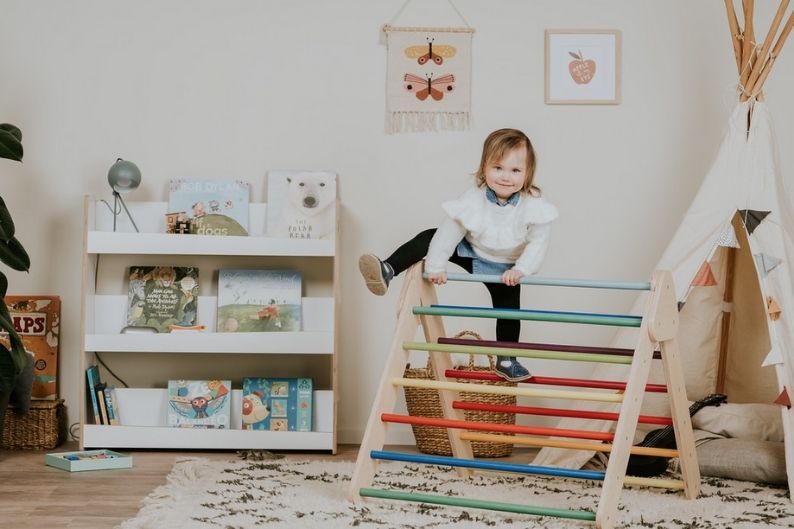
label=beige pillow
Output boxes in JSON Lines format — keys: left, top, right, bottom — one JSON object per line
{"left": 697, "top": 437, "right": 787, "bottom": 484}
{"left": 691, "top": 402, "right": 784, "bottom": 442}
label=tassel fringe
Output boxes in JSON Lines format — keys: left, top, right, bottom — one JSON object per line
{"left": 387, "top": 111, "right": 469, "bottom": 133}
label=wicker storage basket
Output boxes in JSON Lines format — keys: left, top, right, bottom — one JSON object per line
{"left": 404, "top": 331, "right": 516, "bottom": 458}
{"left": 2, "top": 399, "right": 65, "bottom": 450}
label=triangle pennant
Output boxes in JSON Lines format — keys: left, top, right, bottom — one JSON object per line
{"left": 691, "top": 261, "right": 718, "bottom": 287}
{"left": 753, "top": 253, "right": 782, "bottom": 277}
{"left": 716, "top": 223, "right": 740, "bottom": 248}
{"left": 763, "top": 345, "right": 783, "bottom": 366}
{"left": 738, "top": 209, "right": 771, "bottom": 234}
{"left": 767, "top": 296, "right": 782, "bottom": 321}
{"left": 774, "top": 388, "right": 791, "bottom": 408}
{"left": 677, "top": 301, "right": 686, "bottom": 312}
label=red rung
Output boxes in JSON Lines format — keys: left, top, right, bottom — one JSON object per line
{"left": 446, "top": 369, "right": 668, "bottom": 393}
{"left": 451, "top": 401, "right": 673, "bottom": 426}
{"left": 381, "top": 413, "right": 616, "bottom": 441}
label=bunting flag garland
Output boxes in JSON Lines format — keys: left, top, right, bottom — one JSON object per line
{"left": 738, "top": 209, "right": 771, "bottom": 234}
{"left": 716, "top": 223, "right": 741, "bottom": 248}
{"left": 774, "top": 388, "right": 791, "bottom": 408}
{"left": 754, "top": 253, "right": 783, "bottom": 277}
{"left": 691, "top": 261, "right": 718, "bottom": 286}
{"left": 383, "top": 26, "right": 473, "bottom": 133}
{"left": 767, "top": 296, "right": 782, "bottom": 321}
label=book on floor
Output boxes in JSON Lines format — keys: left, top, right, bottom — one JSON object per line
{"left": 217, "top": 269, "right": 301, "bottom": 332}
{"left": 126, "top": 266, "right": 199, "bottom": 333}
{"left": 166, "top": 379, "right": 231, "bottom": 429}
{"left": 168, "top": 179, "right": 250, "bottom": 236}
{"left": 242, "top": 377, "right": 312, "bottom": 432}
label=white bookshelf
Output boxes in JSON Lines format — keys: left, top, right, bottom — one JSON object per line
{"left": 80, "top": 196, "right": 339, "bottom": 452}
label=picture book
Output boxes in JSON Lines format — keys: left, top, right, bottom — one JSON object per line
{"left": 166, "top": 379, "right": 231, "bottom": 429}
{"left": 126, "top": 266, "right": 199, "bottom": 333}
{"left": 2, "top": 296, "right": 60, "bottom": 399}
{"left": 242, "top": 377, "right": 312, "bottom": 432}
{"left": 266, "top": 170, "right": 336, "bottom": 240}
{"left": 85, "top": 366, "right": 102, "bottom": 424}
{"left": 168, "top": 179, "right": 250, "bottom": 236}
{"left": 217, "top": 269, "right": 301, "bottom": 332}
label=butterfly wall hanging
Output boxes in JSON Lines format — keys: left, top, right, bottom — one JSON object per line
{"left": 383, "top": 25, "right": 473, "bottom": 133}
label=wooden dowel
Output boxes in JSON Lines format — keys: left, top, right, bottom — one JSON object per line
{"left": 745, "top": 0, "right": 789, "bottom": 98}
{"left": 460, "top": 432, "right": 680, "bottom": 458}
{"left": 725, "top": 0, "right": 743, "bottom": 73}
{"left": 739, "top": 0, "right": 756, "bottom": 98}
{"left": 750, "top": 10, "right": 794, "bottom": 96}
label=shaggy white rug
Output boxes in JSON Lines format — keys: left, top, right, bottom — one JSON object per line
{"left": 119, "top": 457, "right": 794, "bottom": 529}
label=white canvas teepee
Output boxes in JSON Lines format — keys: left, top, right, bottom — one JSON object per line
{"left": 533, "top": 1, "right": 794, "bottom": 498}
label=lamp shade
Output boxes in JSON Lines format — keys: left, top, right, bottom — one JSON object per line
{"left": 108, "top": 159, "right": 141, "bottom": 193}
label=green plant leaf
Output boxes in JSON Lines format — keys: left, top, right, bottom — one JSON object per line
{"left": 0, "top": 301, "right": 27, "bottom": 376}
{"left": 0, "top": 197, "right": 16, "bottom": 242}
{"left": 0, "top": 236, "right": 30, "bottom": 271}
{"left": 0, "top": 124, "right": 23, "bottom": 162}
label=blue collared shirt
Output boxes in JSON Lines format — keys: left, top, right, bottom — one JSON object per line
{"left": 455, "top": 187, "right": 519, "bottom": 275}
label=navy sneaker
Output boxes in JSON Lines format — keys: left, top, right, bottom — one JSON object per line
{"left": 358, "top": 254, "right": 394, "bottom": 296}
{"left": 494, "top": 356, "right": 531, "bottom": 382}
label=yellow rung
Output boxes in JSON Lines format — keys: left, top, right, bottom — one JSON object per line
{"left": 391, "top": 377, "right": 624, "bottom": 403}
{"left": 460, "top": 432, "right": 679, "bottom": 458}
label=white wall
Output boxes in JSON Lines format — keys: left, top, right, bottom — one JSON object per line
{"left": 1, "top": 1, "right": 792, "bottom": 445}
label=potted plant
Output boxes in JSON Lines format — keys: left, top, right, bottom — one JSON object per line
{"left": 0, "top": 123, "right": 32, "bottom": 436}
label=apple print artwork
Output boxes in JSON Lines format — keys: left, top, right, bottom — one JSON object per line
{"left": 568, "top": 50, "right": 596, "bottom": 84}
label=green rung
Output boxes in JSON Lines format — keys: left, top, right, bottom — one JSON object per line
{"left": 403, "top": 341, "right": 634, "bottom": 365}
{"left": 359, "top": 487, "right": 596, "bottom": 521}
{"left": 413, "top": 305, "right": 642, "bottom": 327}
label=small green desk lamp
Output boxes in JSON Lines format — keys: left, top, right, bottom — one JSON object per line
{"left": 107, "top": 158, "right": 141, "bottom": 232}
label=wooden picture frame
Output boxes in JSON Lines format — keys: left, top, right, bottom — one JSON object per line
{"left": 545, "top": 29, "right": 621, "bottom": 105}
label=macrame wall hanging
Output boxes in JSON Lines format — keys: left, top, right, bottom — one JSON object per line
{"left": 383, "top": 0, "right": 474, "bottom": 133}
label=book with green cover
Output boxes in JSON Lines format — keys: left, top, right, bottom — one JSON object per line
{"left": 126, "top": 266, "right": 199, "bottom": 333}
{"left": 217, "top": 269, "right": 301, "bottom": 332}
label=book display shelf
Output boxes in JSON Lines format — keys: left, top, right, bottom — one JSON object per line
{"left": 79, "top": 196, "right": 338, "bottom": 451}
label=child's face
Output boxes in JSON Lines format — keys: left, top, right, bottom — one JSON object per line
{"left": 484, "top": 146, "right": 528, "bottom": 201}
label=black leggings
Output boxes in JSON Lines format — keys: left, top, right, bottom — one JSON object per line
{"left": 385, "top": 228, "right": 521, "bottom": 342}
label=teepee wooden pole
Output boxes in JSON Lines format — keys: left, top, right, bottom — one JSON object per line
{"left": 739, "top": 0, "right": 756, "bottom": 100}
{"left": 749, "top": 10, "right": 794, "bottom": 98}
{"left": 745, "top": 0, "right": 790, "bottom": 99}
{"left": 716, "top": 246, "right": 737, "bottom": 393}
{"left": 725, "top": 0, "right": 743, "bottom": 74}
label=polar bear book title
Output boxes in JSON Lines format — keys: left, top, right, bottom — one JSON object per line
{"left": 266, "top": 170, "right": 337, "bottom": 240}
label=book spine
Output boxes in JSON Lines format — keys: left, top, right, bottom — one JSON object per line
{"left": 96, "top": 385, "right": 109, "bottom": 425}
{"left": 104, "top": 387, "right": 119, "bottom": 426}
{"left": 85, "top": 367, "right": 101, "bottom": 425}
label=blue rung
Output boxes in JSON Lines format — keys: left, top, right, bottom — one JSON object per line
{"left": 370, "top": 450, "right": 606, "bottom": 481}
{"left": 424, "top": 272, "right": 652, "bottom": 291}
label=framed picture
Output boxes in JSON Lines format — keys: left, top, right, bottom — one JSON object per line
{"left": 545, "top": 29, "right": 621, "bottom": 105}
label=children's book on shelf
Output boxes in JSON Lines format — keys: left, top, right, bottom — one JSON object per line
{"left": 217, "top": 269, "right": 302, "bottom": 332}
{"left": 167, "top": 379, "right": 231, "bottom": 428}
{"left": 2, "top": 296, "right": 60, "bottom": 399}
{"left": 266, "top": 170, "right": 336, "bottom": 240}
{"left": 46, "top": 449, "right": 132, "bottom": 472}
{"left": 85, "top": 366, "right": 102, "bottom": 424}
{"left": 242, "top": 377, "right": 313, "bottom": 432}
{"left": 168, "top": 179, "right": 250, "bottom": 236}
{"left": 126, "top": 266, "right": 199, "bottom": 333}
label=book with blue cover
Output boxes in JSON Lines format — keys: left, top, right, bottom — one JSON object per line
{"left": 242, "top": 377, "right": 312, "bottom": 432}
{"left": 168, "top": 179, "right": 250, "bottom": 236}
{"left": 166, "top": 379, "right": 231, "bottom": 428}
{"left": 217, "top": 269, "right": 302, "bottom": 332}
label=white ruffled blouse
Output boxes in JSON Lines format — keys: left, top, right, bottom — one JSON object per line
{"left": 425, "top": 186, "right": 558, "bottom": 275}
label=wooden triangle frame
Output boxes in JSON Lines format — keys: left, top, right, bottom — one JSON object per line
{"left": 349, "top": 265, "right": 700, "bottom": 529}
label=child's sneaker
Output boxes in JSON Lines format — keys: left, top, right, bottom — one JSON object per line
{"left": 494, "top": 356, "right": 531, "bottom": 382}
{"left": 358, "top": 254, "right": 394, "bottom": 296}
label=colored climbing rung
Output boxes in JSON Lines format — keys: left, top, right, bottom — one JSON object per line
{"left": 452, "top": 401, "right": 674, "bottom": 425}
{"left": 438, "top": 337, "right": 663, "bottom": 359}
{"left": 370, "top": 450, "right": 605, "bottom": 479}
{"left": 404, "top": 341, "right": 634, "bottom": 365}
{"left": 447, "top": 369, "right": 668, "bottom": 393}
{"left": 413, "top": 304, "right": 643, "bottom": 327}
{"left": 359, "top": 487, "right": 597, "bottom": 521}
{"left": 392, "top": 377, "right": 624, "bottom": 403}
{"left": 422, "top": 272, "right": 652, "bottom": 291}
{"left": 381, "top": 412, "right": 616, "bottom": 441}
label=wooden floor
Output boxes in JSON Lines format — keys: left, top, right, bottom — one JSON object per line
{"left": 0, "top": 442, "right": 538, "bottom": 529}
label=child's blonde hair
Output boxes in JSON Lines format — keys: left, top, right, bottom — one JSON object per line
{"left": 475, "top": 128, "right": 540, "bottom": 195}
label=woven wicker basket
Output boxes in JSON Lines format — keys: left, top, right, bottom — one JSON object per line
{"left": 2, "top": 399, "right": 66, "bottom": 450}
{"left": 404, "top": 331, "right": 516, "bottom": 458}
